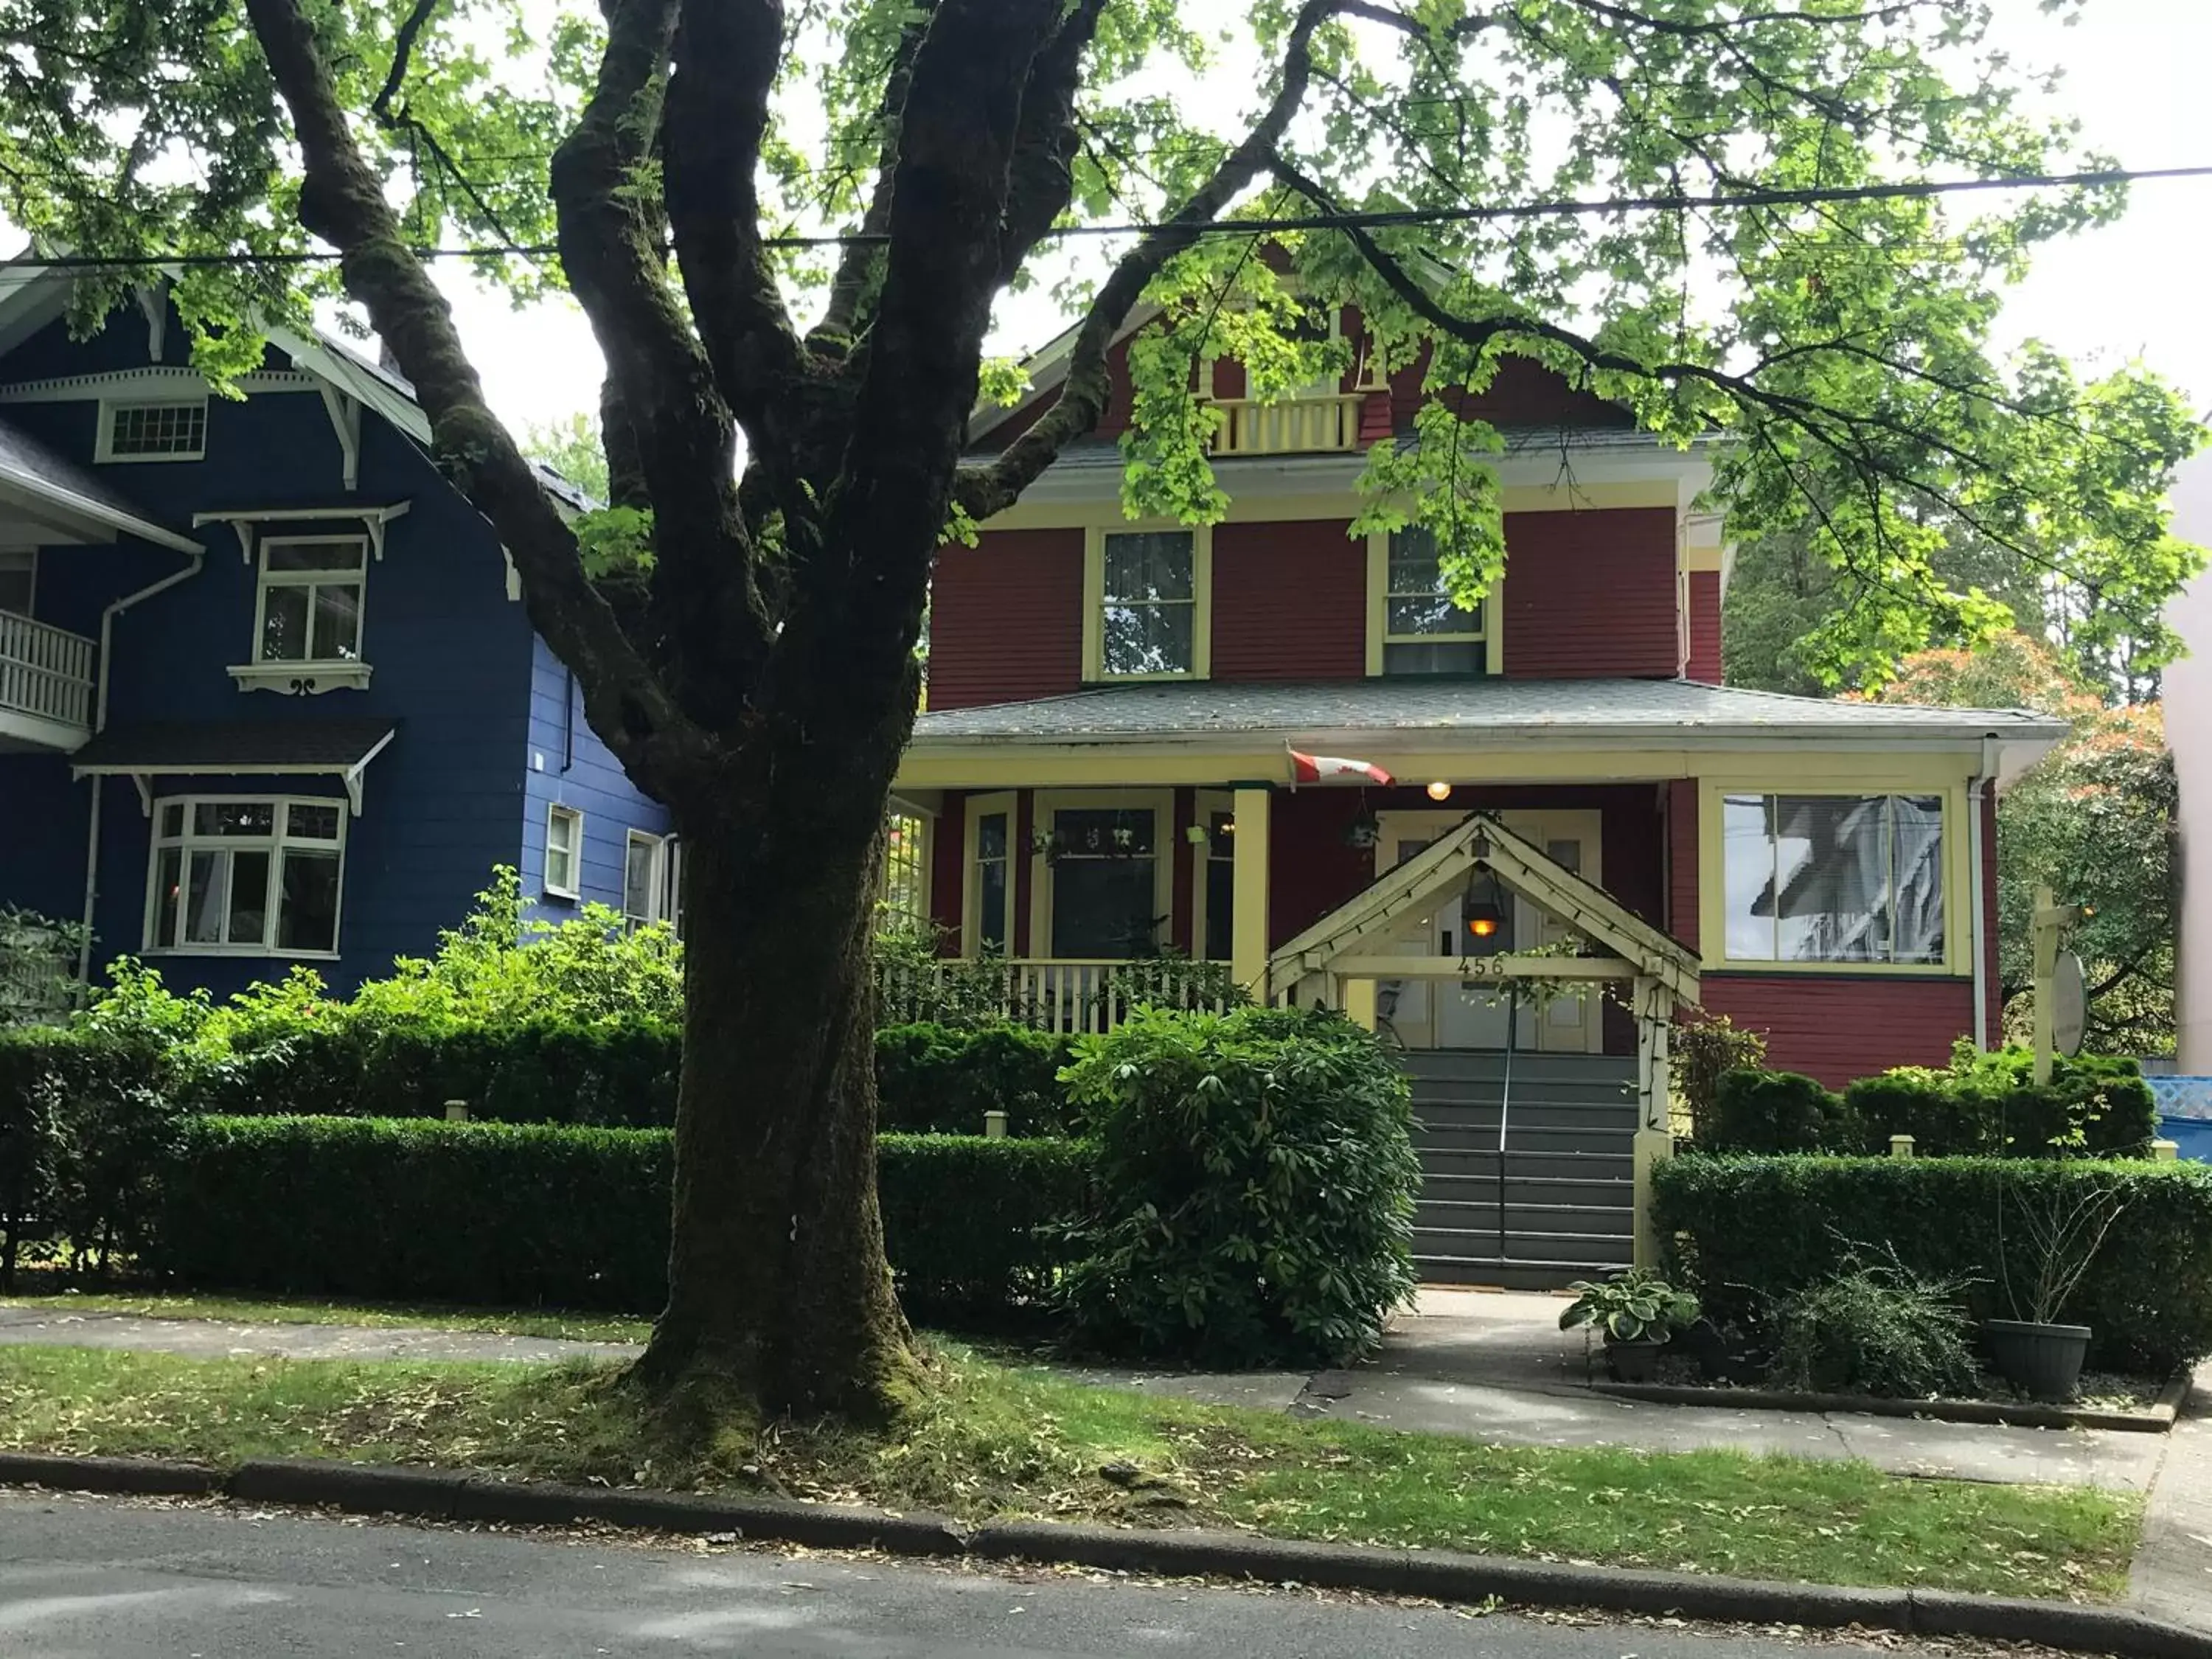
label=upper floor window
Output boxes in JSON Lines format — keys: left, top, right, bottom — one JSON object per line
{"left": 147, "top": 796, "right": 345, "bottom": 957}
{"left": 0, "top": 551, "right": 31, "bottom": 616}
{"left": 1722, "top": 792, "right": 1946, "bottom": 967}
{"left": 1377, "top": 526, "right": 1489, "bottom": 676}
{"left": 1090, "top": 527, "right": 1211, "bottom": 680}
{"left": 254, "top": 536, "right": 368, "bottom": 674}
{"left": 98, "top": 397, "right": 207, "bottom": 462}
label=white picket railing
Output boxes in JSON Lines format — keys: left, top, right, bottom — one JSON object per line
{"left": 0, "top": 611, "right": 95, "bottom": 736}
{"left": 1207, "top": 393, "right": 1366, "bottom": 456}
{"left": 879, "top": 957, "right": 1241, "bottom": 1036}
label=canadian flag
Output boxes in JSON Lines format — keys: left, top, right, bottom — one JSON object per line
{"left": 1288, "top": 748, "right": 1394, "bottom": 787}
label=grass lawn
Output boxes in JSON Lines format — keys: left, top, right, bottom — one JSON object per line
{"left": 0, "top": 1287, "right": 649, "bottom": 1346}
{"left": 0, "top": 1342, "right": 2135, "bottom": 1601}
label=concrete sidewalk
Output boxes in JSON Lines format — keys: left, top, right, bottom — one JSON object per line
{"left": 1081, "top": 1287, "right": 2174, "bottom": 1493}
{"left": 0, "top": 1305, "right": 639, "bottom": 1366}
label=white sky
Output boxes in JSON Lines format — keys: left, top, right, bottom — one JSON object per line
{"left": 435, "top": 0, "right": 2212, "bottom": 437}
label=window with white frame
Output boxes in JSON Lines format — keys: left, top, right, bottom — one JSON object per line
{"left": 544, "top": 804, "right": 582, "bottom": 900}
{"left": 625, "top": 830, "right": 669, "bottom": 928}
{"left": 99, "top": 398, "right": 208, "bottom": 462}
{"left": 1722, "top": 793, "right": 1946, "bottom": 965}
{"left": 0, "top": 550, "right": 31, "bottom": 616}
{"left": 1380, "top": 526, "right": 1487, "bottom": 675}
{"left": 255, "top": 537, "right": 368, "bottom": 667}
{"left": 1099, "top": 530, "right": 1198, "bottom": 678}
{"left": 147, "top": 797, "right": 345, "bottom": 956}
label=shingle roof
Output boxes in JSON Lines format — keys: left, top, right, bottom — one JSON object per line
{"left": 71, "top": 719, "right": 397, "bottom": 773}
{"left": 0, "top": 415, "right": 201, "bottom": 552}
{"left": 911, "top": 677, "right": 2065, "bottom": 745}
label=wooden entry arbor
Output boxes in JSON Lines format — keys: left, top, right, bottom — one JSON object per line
{"left": 1265, "top": 813, "right": 1700, "bottom": 1265}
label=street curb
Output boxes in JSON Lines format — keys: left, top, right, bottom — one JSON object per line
{"left": 1587, "top": 1371, "right": 2192, "bottom": 1434}
{"left": 4, "top": 1453, "right": 2207, "bottom": 1658}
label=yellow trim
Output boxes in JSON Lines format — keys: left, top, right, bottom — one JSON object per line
{"left": 1697, "top": 779, "right": 1969, "bottom": 976}
{"left": 1082, "top": 522, "right": 1214, "bottom": 682}
{"left": 1678, "top": 543, "right": 1725, "bottom": 574}
{"left": 961, "top": 790, "right": 1017, "bottom": 956}
{"left": 1028, "top": 788, "right": 1178, "bottom": 959}
{"left": 985, "top": 478, "right": 1685, "bottom": 533}
{"left": 1231, "top": 786, "right": 1273, "bottom": 996}
{"left": 898, "top": 745, "right": 1983, "bottom": 794}
{"left": 1364, "top": 528, "right": 1505, "bottom": 678}
{"left": 1191, "top": 787, "right": 1235, "bottom": 962}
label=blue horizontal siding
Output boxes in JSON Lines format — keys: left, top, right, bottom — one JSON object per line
{"left": 518, "top": 634, "right": 671, "bottom": 919}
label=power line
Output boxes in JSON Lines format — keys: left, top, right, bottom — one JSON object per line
{"left": 2, "top": 163, "right": 2205, "bottom": 271}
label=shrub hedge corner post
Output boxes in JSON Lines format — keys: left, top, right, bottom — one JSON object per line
{"left": 983, "top": 1109, "right": 1007, "bottom": 1139}
{"left": 443, "top": 1100, "right": 470, "bottom": 1122}
{"left": 1890, "top": 1133, "right": 1916, "bottom": 1158}
{"left": 2154, "top": 1138, "right": 2180, "bottom": 1161}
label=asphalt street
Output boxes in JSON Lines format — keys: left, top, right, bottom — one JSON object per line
{"left": 1, "top": 1489, "right": 1919, "bottom": 1658}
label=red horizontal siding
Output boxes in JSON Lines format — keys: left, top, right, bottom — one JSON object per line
{"left": 1392, "top": 352, "right": 1636, "bottom": 435}
{"left": 1666, "top": 779, "right": 1699, "bottom": 956}
{"left": 1696, "top": 975, "right": 1976, "bottom": 1090}
{"left": 928, "top": 529, "right": 1083, "bottom": 709}
{"left": 1686, "top": 570, "right": 1721, "bottom": 684}
{"left": 928, "top": 793, "right": 964, "bottom": 952}
{"left": 1211, "top": 520, "right": 1367, "bottom": 681}
{"left": 1503, "top": 507, "right": 1679, "bottom": 678}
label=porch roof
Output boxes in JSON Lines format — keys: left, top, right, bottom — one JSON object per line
{"left": 0, "top": 414, "right": 202, "bottom": 554}
{"left": 912, "top": 676, "right": 2067, "bottom": 758}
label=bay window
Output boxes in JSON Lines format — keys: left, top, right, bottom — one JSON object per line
{"left": 147, "top": 797, "right": 345, "bottom": 956}
{"left": 1722, "top": 792, "right": 1946, "bottom": 965}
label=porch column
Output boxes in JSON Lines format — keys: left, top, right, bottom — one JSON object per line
{"left": 1632, "top": 975, "right": 1675, "bottom": 1270}
{"left": 1231, "top": 785, "right": 1273, "bottom": 1002}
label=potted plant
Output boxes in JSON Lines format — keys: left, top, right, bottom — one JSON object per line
{"left": 1986, "top": 1177, "right": 2130, "bottom": 1402}
{"left": 1559, "top": 1268, "right": 1701, "bottom": 1382}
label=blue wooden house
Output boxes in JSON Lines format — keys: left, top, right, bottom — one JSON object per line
{"left": 0, "top": 271, "right": 674, "bottom": 999}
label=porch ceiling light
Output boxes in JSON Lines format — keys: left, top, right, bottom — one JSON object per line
{"left": 1425, "top": 779, "right": 1453, "bottom": 801}
{"left": 1462, "top": 867, "right": 1508, "bottom": 941}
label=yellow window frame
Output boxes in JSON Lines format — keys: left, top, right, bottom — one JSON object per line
{"left": 1365, "top": 528, "right": 1505, "bottom": 677}
{"left": 1028, "top": 788, "right": 1179, "bottom": 960}
{"left": 961, "top": 790, "right": 1018, "bottom": 958}
{"left": 1082, "top": 523, "right": 1212, "bottom": 682}
{"left": 1696, "top": 776, "right": 1970, "bottom": 976}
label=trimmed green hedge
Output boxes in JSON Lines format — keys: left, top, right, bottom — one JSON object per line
{"left": 874, "top": 1022, "right": 1077, "bottom": 1135}
{"left": 1702, "top": 1048, "right": 2157, "bottom": 1158}
{"left": 144, "top": 1116, "right": 1091, "bottom": 1318}
{"left": 1653, "top": 1154, "right": 2212, "bottom": 1371}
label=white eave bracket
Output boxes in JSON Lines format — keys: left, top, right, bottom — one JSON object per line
{"left": 192, "top": 500, "right": 411, "bottom": 563}
{"left": 317, "top": 383, "right": 364, "bottom": 490}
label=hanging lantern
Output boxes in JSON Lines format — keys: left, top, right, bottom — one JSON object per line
{"left": 1461, "top": 866, "right": 1509, "bottom": 945}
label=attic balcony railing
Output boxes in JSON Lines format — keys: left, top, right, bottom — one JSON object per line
{"left": 877, "top": 956, "right": 1242, "bottom": 1037}
{"left": 1206, "top": 392, "right": 1366, "bottom": 456}
{"left": 0, "top": 612, "right": 95, "bottom": 737}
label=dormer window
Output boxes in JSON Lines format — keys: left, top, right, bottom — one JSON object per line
{"left": 1087, "top": 526, "right": 1211, "bottom": 681}
{"left": 97, "top": 397, "right": 207, "bottom": 462}
{"left": 1368, "top": 526, "right": 1497, "bottom": 676}
{"left": 229, "top": 534, "right": 373, "bottom": 693}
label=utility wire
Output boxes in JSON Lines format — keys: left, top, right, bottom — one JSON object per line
{"left": 0, "top": 163, "right": 2203, "bottom": 271}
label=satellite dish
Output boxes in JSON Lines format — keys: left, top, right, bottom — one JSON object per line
{"left": 2053, "top": 952, "right": 2087, "bottom": 1057}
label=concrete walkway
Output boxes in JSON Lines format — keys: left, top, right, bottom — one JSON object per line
{"left": 0, "top": 1306, "right": 639, "bottom": 1366}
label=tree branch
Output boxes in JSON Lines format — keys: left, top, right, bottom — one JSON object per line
{"left": 240, "top": 0, "right": 707, "bottom": 785}
{"left": 810, "top": 7, "right": 936, "bottom": 349}
{"left": 370, "top": 0, "right": 444, "bottom": 125}
{"left": 953, "top": 0, "right": 1362, "bottom": 523}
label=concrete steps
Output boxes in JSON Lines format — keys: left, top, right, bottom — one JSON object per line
{"left": 1402, "top": 1048, "right": 1637, "bottom": 1289}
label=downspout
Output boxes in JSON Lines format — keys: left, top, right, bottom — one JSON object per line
{"left": 76, "top": 548, "right": 205, "bottom": 983}
{"left": 1969, "top": 734, "right": 1997, "bottom": 1051}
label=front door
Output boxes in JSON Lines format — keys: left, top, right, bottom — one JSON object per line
{"left": 1373, "top": 810, "right": 1604, "bottom": 1053}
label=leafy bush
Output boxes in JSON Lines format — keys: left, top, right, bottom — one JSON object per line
{"left": 1846, "top": 1046, "right": 2156, "bottom": 1158}
{"left": 1766, "top": 1256, "right": 1982, "bottom": 1399}
{"left": 1057, "top": 1004, "right": 1420, "bottom": 1368}
{"left": 874, "top": 1022, "right": 1077, "bottom": 1136}
{"left": 1708, "top": 1068, "right": 1855, "bottom": 1152}
{"left": 1655, "top": 1154, "right": 2212, "bottom": 1371}
{"left": 1559, "top": 1268, "right": 1700, "bottom": 1344}
{"left": 144, "top": 1116, "right": 1089, "bottom": 1317}
{"left": 1672, "top": 1013, "right": 1767, "bottom": 1143}
{"left": 0, "top": 905, "right": 87, "bottom": 1027}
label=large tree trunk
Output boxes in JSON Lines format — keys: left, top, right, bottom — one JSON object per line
{"left": 633, "top": 757, "right": 917, "bottom": 1418}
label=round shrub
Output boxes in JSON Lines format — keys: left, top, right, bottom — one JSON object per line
{"left": 1766, "top": 1258, "right": 1981, "bottom": 1399}
{"left": 1057, "top": 1004, "right": 1420, "bottom": 1368}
